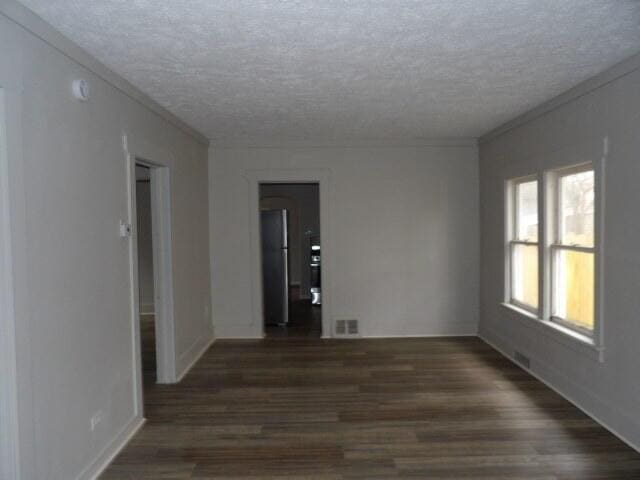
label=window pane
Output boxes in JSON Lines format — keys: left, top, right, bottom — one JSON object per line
{"left": 560, "top": 170, "right": 594, "bottom": 247}
{"left": 512, "top": 244, "right": 538, "bottom": 309}
{"left": 553, "top": 250, "right": 594, "bottom": 331}
{"left": 516, "top": 180, "right": 538, "bottom": 241}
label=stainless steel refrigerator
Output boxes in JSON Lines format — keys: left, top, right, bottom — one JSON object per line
{"left": 261, "top": 209, "right": 289, "bottom": 326}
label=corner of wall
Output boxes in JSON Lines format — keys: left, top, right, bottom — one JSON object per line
{"left": 176, "top": 334, "right": 215, "bottom": 382}
{"left": 75, "top": 415, "right": 145, "bottom": 480}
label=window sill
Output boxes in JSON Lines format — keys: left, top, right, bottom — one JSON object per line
{"left": 500, "top": 303, "right": 604, "bottom": 362}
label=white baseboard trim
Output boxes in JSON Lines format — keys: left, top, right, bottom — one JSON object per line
{"left": 215, "top": 336, "right": 264, "bottom": 340}
{"left": 176, "top": 335, "right": 215, "bottom": 382}
{"left": 480, "top": 333, "right": 640, "bottom": 455}
{"left": 361, "top": 333, "right": 477, "bottom": 339}
{"left": 219, "top": 333, "right": 477, "bottom": 340}
{"left": 76, "top": 415, "right": 145, "bottom": 480}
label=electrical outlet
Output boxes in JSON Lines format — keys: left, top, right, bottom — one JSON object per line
{"left": 90, "top": 411, "right": 103, "bottom": 431}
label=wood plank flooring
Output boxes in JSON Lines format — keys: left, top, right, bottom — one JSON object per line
{"left": 101, "top": 335, "right": 640, "bottom": 479}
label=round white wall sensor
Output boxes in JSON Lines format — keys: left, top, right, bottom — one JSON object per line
{"left": 72, "top": 79, "right": 90, "bottom": 101}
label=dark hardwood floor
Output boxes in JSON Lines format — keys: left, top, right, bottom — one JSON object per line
{"left": 101, "top": 334, "right": 640, "bottom": 479}
{"left": 264, "top": 290, "right": 322, "bottom": 338}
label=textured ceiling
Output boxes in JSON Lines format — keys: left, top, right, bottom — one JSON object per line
{"left": 18, "top": 0, "right": 640, "bottom": 144}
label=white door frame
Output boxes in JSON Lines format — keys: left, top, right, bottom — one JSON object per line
{"left": 134, "top": 160, "right": 176, "bottom": 382}
{"left": 0, "top": 88, "right": 20, "bottom": 480}
{"left": 123, "top": 134, "right": 178, "bottom": 419}
{"left": 246, "top": 168, "right": 332, "bottom": 338}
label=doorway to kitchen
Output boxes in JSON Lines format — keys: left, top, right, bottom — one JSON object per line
{"left": 260, "top": 183, "right": 322, "bottom": 338}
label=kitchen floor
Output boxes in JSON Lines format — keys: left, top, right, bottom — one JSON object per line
{"left": 265, "top": 286, "right": 322, "bottom": 338}
{"left": 101, "top": 336, "right": 640, "bottom": 479}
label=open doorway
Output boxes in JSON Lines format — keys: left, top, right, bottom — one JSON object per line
{"left": 260, "top": 183, "right": 321, "bottom": 338}
{"left": 131, "top": 157, "right": 177, "bottom": 400}
{"left": 135, "top": 165, "right": 157, "bottom": 390}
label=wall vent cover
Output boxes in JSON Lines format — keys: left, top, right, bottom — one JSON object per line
{"left": 334, "top": 319, "right": 359, "bottom": 338}
{"left": 514, "top": 351, "right": 531, "bottom": 369}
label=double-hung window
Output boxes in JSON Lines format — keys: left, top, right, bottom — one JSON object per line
{"left": 550, "top": 165, "right": 595, "bottom": 335}
{"left": 508, "top": 177, "right": 539, "bottom": 313}
{"left": 506, "top": 162, "right": 599, "bottom": 344}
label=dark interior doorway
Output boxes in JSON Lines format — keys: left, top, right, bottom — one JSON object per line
{"left": 135, "top": 164, "right": 157, "bottom": 389}
{"left": 260, "top": 183, "right": 321, "bottom": 338}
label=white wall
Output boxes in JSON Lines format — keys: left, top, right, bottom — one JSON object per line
{"left": 260, "top": 183, "right": 320, "bottom": 297}
{"left": 135, "top": 176, "right": 154, "bottom": 313}
{"left": 479, "top": 60, "right": 640, "bottom": 449}
{"left": 0, "top": 4, "right": 211, "bottom": 479}
{"left": 210, "top": 143, "right": 479, "bottom": 338}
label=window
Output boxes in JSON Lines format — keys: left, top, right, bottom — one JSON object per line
{"left": 508, "top": 177, "right": 539, "bottom": 312}
{"left": 551, "top": 165, "right": 595, "bottom": 335}
{"left": 505, "top": 162, "right": 599, "bottom": 345}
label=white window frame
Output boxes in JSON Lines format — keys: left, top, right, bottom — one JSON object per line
{"left": 506, "top": 175, "right": 540, "bottom": 315}
{"left": 548, "top": 163, "right": 596, "bottom": 338}
{"left": 503, "top": 151, "right": 605, "bottom": 360}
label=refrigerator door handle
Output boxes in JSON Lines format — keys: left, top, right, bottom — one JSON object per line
{"left": 282, "top": 247, "right": 289, "bottom": 325}
{"left": 281, "top": 209, "right": 288, "bottom": 248}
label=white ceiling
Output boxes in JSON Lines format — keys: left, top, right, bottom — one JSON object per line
{"left": 18, "top": 0, "right": 640, "bottom": 144}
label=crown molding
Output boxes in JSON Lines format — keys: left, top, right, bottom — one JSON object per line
{"left": 209, "top": 137, "right": 478, "bottom": 150}
{"left": 480, "top": 50, "right": 640, "bottom": 144}
{"left": 0, "top": 0, "right": 209, "bottom": 146}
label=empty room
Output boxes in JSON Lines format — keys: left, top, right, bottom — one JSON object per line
{"left": 1, "top": 1, "right": 640, "bottom": 479}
